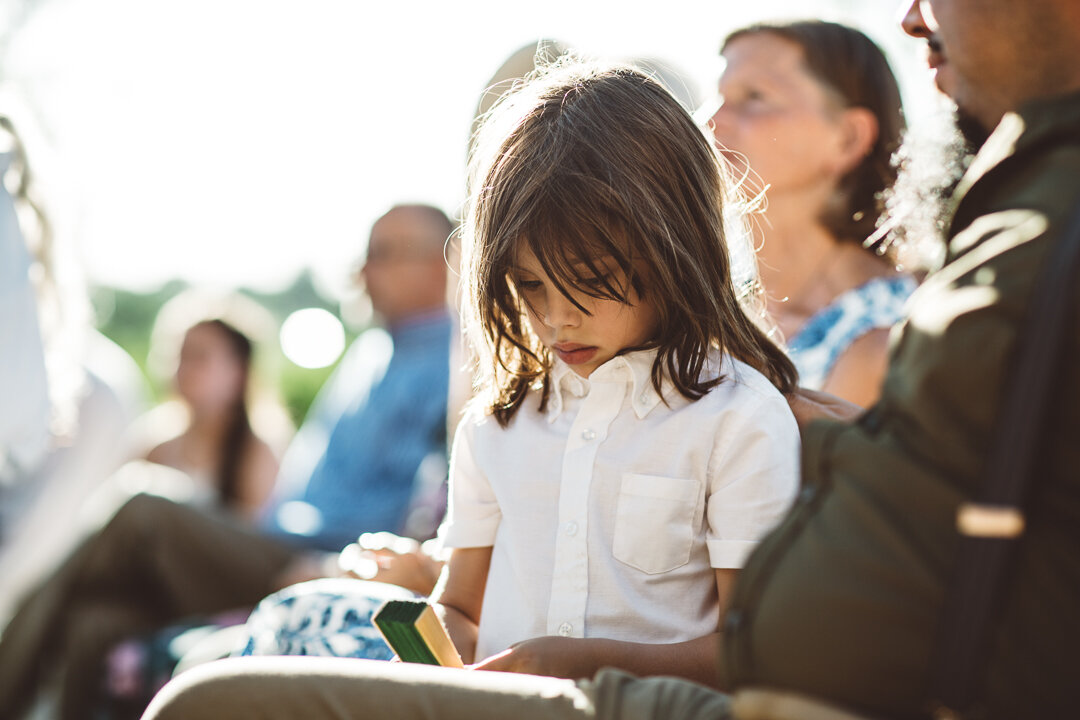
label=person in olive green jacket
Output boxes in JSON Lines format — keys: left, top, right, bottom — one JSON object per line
{"left": 743, "top": 3, "right": 1080, "bottom": 716}
{"left": 141, "top": 2, "right": 1080, "bottom": 719}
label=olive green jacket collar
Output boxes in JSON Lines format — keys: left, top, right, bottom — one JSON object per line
{"left": 952, "top": 88, "right": 1080, "bottom": 219}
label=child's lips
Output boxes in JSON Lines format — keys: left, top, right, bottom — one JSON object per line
{"left": 553, "top": 343, "right": 598, "bottom": 365}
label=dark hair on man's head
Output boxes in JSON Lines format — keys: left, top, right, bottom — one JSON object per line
{"left": 723, "top": 20, "right": 906, "bottom": 249}
{"left": 463, "top": 61, "right": 797, "bottom": 425}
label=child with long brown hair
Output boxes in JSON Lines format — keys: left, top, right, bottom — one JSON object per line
{"left": 431, "top": 58, "right": 800, "bottom": 685}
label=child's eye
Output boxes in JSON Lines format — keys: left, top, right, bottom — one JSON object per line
{"left": 515, "top": 279, "right": 543, "bottom": 293}
{"left": 581, "top": 274, "right": 619, "bottom": 294}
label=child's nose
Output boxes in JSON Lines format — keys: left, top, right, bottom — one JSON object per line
{"left": 543, "top": 291, "right": 581, "bottom": 328}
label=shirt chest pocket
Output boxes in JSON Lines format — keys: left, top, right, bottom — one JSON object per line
{"left": 612, "top": 474, "right": 700, "bottom": 575}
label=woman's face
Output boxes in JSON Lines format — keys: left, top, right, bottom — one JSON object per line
{"left": 708, "top": 33, "right": 849, "bottom": 198}
{"left": 175, "top": 323, "right": 246, "bottom": 411}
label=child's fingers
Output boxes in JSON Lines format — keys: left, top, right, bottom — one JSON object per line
{"left": 468, "top": 648, "right": 515, "bottom": 673}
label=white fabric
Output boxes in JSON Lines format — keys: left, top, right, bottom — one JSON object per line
{"left": 441, "top": 349, "right": 800, "bottom": 660}
{"left": 0, "top": 149, "right": 50, "bottom": 480}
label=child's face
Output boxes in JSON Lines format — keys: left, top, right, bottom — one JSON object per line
{"left": 511, "top": 247, "right": 658, "bottom": 378}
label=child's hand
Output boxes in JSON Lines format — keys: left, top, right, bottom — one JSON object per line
{"left": 470, "top": 637, "right": 588, "bottom": 678}
{"left": 472, "top": 633, "right": 725, "bottom": 688}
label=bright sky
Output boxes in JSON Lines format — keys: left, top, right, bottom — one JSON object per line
{"left": 3, "top": 0, "right": 933, "bottom": 297}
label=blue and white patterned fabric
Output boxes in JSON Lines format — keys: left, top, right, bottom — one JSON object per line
{"left": 236, "top": 578, "right": 418, "bottom": 660}
{"left": 787, "top": 275, "right": 917, "bottom": 390}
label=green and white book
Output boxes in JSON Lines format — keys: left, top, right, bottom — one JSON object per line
{"left": 373, "top": 599, "right": 464, "bottom": 668}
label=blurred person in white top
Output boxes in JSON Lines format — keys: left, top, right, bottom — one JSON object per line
{"left": 0, "top": 100, "right": 146, "bottom": 624}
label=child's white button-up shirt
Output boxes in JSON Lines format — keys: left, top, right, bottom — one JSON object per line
{"left": 441, "top": 349, "right": 799, "bottom": 660}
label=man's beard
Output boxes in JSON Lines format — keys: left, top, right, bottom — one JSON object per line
{"left": 874, "top": 99, "right": 982, "bottom": 272}
{"left": 953, "top": 104, "right": 991, "bottom": 151}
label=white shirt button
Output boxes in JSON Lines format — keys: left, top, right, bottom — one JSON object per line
{"left": 558, "top": 622, "right": 573, "bottom": 637}
{"left": 582, "top": 429, "right": 596, "bottom": 441}
{"left": 565, "top": 521, "right": 578, "bottom": 536}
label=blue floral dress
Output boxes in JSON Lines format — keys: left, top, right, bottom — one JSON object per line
{"left": 787, "top": 275, "right": 917, "bottom": 390}
{"left": 237, "top": 578, "right": 416, "bottom": 659}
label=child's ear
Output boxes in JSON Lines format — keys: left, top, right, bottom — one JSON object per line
{"left": 830, "top": 107, "right": 878, "bottom": 176}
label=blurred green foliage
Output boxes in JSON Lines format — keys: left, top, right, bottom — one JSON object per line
{"left": 92, "top": 270, "right": 358, "bottom": 427}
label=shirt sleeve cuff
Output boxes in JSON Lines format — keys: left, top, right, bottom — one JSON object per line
{"left": 707, "top": 539, "right": 758, "bottom": 569}
{"left": 440, "top": 514, "right": 501, "bottom": 548}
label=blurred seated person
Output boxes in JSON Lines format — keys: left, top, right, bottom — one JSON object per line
{"left": 0, "top": 115, "right": 53, "bottom": 486}
{"left": 706, "top": 20, "right": 916, "bottom": 406}
{"left": 0, "top": 105, "right": 147, "bottom": 624}
{"left": 0, "top": 203, "right": 457, "bottom": 720}
{"left": 260, "top": 204, "right": 455, "bottom": 553}
{"left": 130, "top": 291, "right": 283, "bottom": 523}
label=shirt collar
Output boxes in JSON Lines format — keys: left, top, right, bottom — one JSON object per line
{"left": 547, "top": 348, "right": 665, "bottom": 422}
